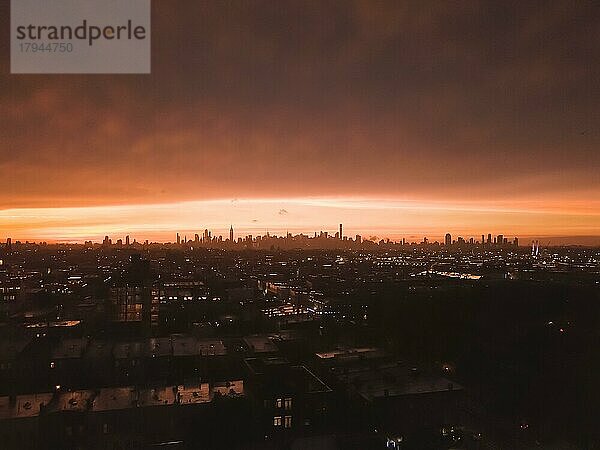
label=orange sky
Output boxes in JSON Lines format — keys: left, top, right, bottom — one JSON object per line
{"left": 1, "top": 197, "right": 599, "bottom": 245}
{"left": 0, "top": 1, "right": 599, "bottom": 243}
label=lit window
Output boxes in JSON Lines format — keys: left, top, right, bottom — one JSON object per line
{"left": 284, "top": 415, "right": 292, "bottom": 428}
{"left": 275, "top": 398, "right": 283, "bottom": 408}
{"left": 273, "top": 416, "right": 282, "bottom": 427}
{"left": 284, "top": 398, "right": 292, "bottom": 410}
{"left": 50, "top": 362, "right": 55, "bottom": 369}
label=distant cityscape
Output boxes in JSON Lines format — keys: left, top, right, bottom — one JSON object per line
{"left": 4, "top": 224, "right": 530, "bottom": 251}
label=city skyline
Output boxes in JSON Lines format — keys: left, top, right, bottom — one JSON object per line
{"left": 0, "top": 219, "right": 588, "bottom": 248}
{"left": 0, "top": 196, "right": 598, "bottom": 245}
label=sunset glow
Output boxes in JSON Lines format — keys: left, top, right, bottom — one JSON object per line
{"left": 2, "top": 197, "right": 599, "bottom": 244}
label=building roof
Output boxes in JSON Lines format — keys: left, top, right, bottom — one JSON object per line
{"left": 113, "top": 341, "right": 145, "bottom": 360}
{"left": 316, "top": 347, "right": 384, "bottom": 361}
{"left": 245, "top": 358, "right": 331, "bottom": 394}
{"left": 92, "top": 387, "right": 137, "bottom": 412}
{"left": 83, "top": 340, "right": 114, "bottom": 360}
{"left": 50, "top": 338, "right": 87, "bottom": 360}
{"left": 137, "top": 386, "right": 176, "bottom": 408}
{"left": 144, "top": 337, "right": 172, "bottom": 358}
{"left": 337, "top": 363, "right": 463, "bottom": 402}
{"left": 0, "top": 338, "right": 30, "bottom": 360}
{"left": 8, "top": 393, "right": 54, "bottom": 419}
{"left": 197, "top": 339, "right": 227, "bottom": 356}
{"left": 177, "top": 383, "right": 211, "bottom": 405}
{"left": 171, "top": 334, "right": 200, "bottom": 357}
{"left": 243, "top": 335, "right": 278, "bottom": 353}
{"left": 212, "top": 380, "right": 244, "bottom": 397}
{"left": 50, "top": 390, "right": 95, "bottom": 413}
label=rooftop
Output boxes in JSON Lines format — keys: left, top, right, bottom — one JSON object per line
{"left": 243, "top": 335, "right": 278, "bottom": 353}
{"left": 50, "top": 338, "right": 87, "bottom": 360}
{"left": 50, "top": 390, "right": 95, "bottom": 413}
{"left": 0, "top": 338, "right": 30, "bottom": 360}
{"left": 0, "top": 393, "right": 54, "bottom": 420}
{"left": 83, "top": 340, "right": 114, "bottom": 360}
{"left": 198, "top": 339, "right": 227, "bottom": 356}
{"left": 92, "top": 387, "right": 137, "bottom": 412}
{"left": 316, "top": 347, "right": 384, "bottom": 361}
{"left": 170, "top": 334, "right": 200, "bottom": 357}
{"left": 137, "top": 386, "right": 176, "bottom": 408}
{"left": 145, "top": 337, "right": 173, "bottom": 358}
{"left": 246, "top": 358, "right": 331, "bottom": 394}
{"left": 213, "top": 380, "right": 244, "bottom": 397}
{"left": 177, "top": 383, "right": 211, "bottom": 405}
{"left": 113, "top": 341, "right": 145, "bottom": 360}
{"left": 337, "top": 363, "right": 463, "bottom": 402}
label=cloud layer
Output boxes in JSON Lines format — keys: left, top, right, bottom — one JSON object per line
{"left": 0, "top": 1, "right": 598, "bottom": 239}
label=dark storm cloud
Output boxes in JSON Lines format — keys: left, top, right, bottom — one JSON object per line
{"left": 0, "top": 0, "right": 598, "bottom": 208}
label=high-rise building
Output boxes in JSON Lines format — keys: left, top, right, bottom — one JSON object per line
{"left": 109, "top": 255, "right": 156, "bottom": 330}
{"left": 230, "top": 225, "right": 234, "bottom": 242}
{"left": 445, "top": 233, "right": 452, "bottom": 246}
{"left": 176, "top": 233, "right": 180, "bottom": 245}
{"left": 339, "top": 224, "right": 343, "bottom": 239}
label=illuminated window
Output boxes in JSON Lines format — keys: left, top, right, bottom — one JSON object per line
{"left": 50, "top": 362, "right": 55, "bottom": 369}
{"left": 284, "top": 415, "right": 292, "bottom": 428}
{"left": 284, "top": 398, "right": 292, "bottom": 410}
{"left": 273, "top": 416, "right": 282, "bottom": 427}
{"left": 275, "top": 398, "right": 283, "bottom": 408}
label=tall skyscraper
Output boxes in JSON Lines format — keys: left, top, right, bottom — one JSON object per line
{"left": 125, "top": 235, "right": 130, "bottom": 246}
{"left": 230, "top": 225, "right": 234, "bottom": 242}
{"left": 445, "top": 233, "right": 452, "bottom": 246}
{"left": 176, "top": 233, "right": 180, "bottom": 245}
{"left": 339, "top": 223, "right": 343, "bottom": 239}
